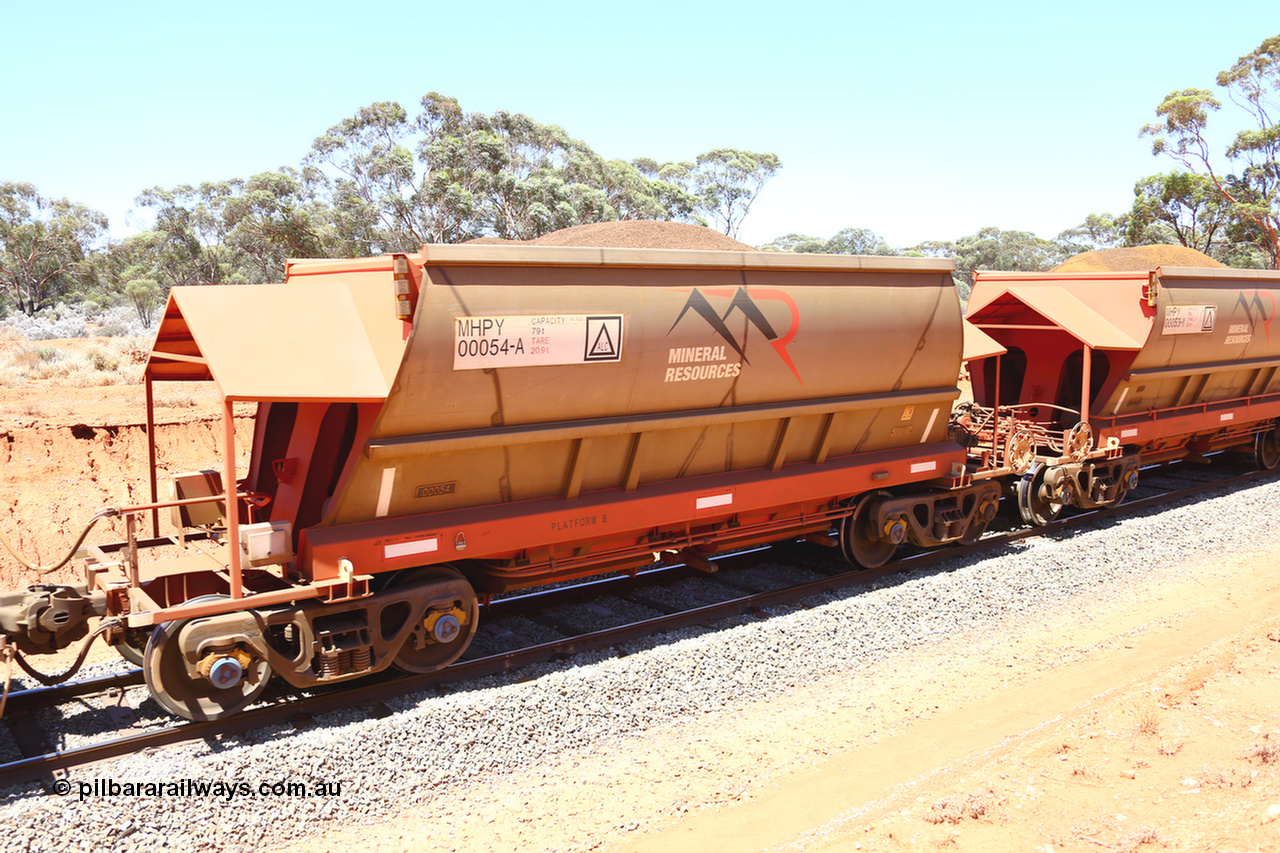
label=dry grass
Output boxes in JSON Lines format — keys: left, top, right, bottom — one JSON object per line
{"left": 1130, "top": 698, "right": 1162, "bottom": 737}
{"left": 1070, "top": 756, "right": 1093, "bottom": 778}
{"left": 923, "top": 789, "right": 994, "bottom": 825}
{"left": 1198, "top": 764, "right": 1254, "bottom": 789}
{"left": 0, "top": 338, "right": 146, "bottom": 388}
{"left": 1070, "top": 819, "right": 1159, "bottom": 852}
{"left": 1244, "top": 738, "right": 1280, "bottom": 765}
{"left": 154, "top": 390, "right": 198, "bottom": 408}
{"left": 1118, "top": 826, "right": 1161, "bottom": 851}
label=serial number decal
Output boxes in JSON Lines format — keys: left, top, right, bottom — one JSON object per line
{"left": 453, "top": 314, "right": 623, "bottom": 369}
{"left": 415, "top": 481, "right": 457, "bottom": 499}
{"left": 1162, "top": 305, "right": 1216, "bottom": 335}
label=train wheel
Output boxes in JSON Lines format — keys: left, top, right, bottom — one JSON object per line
{"left": 840, "top": 492, "right": 897, "bottom": 570}
{"left": 391, "top": 566, "right": 479, "bottom": 674}
{"left": 1016, "top": 463, "right": 1063, "bottom": 527}
{"left": 1255, "top": 428, "right": 1280, "bottom": 471}
{"left": 143, "top": 595, "right": 272, "bottom": 722}
{"left": 115, "top": 626, "right": 151, "bottom": 666}
{"left": 959, "top": 517, "right": 989, "bottom": 545}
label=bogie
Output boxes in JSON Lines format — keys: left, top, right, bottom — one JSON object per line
{"left": 840, "top": 481, "right": 1002, "bottom": 568}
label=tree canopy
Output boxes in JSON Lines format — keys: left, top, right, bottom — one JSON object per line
{"left": 914, "top": 227, "right": 1069, "bottom": 299}
{"left": 762, "top": 227, "right": 895, "bottom": 256}
{"left": 0, "top": 182, "right": 107, "bottom": 315}
{"left": 1140, "top": 35, "right": 1280, "bottom": 268}
{"left": 302, "top": 94, "right": 760, "bottom": 251}
{"left": 649, "top": 149, "right": 782, "bottom": 240}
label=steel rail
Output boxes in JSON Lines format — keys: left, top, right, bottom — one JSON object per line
{"left": 2, "top": 462, "right": 1270, "bottom": 789}
{"left": 1, "top": 670, "right": 142, "bottom": 717}
{"left": 0, "top": 561, "right": 718, "bottom": 718}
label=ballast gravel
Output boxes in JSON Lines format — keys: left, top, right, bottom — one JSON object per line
{"left": 2, "top": 474, "right": 1278, "bottom": 853}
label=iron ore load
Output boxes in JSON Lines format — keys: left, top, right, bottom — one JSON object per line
{"left": 2, "top": 242, "right": 1279, "bottom": 722}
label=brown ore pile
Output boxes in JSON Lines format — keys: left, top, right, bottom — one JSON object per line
{"left": 466, "top": 220, "right": 756, "bottom": 251}
{"left": 1053, "top": 244, "right": 1225, "bottom": 273}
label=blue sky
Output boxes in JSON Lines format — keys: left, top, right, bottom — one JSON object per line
{"left": 1, "top": 1, "right": 1273, "bottom": 250}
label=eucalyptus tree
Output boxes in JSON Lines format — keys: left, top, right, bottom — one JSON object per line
{"left": 653, "top": 148, "right": 782, "bottom": 239}
{"left": 762, "top": 227, "right": 894, "bottom": 255}
{"left": 1125, "top": 172, "right": 1230, "bottom": 254}
{"left": 0, "top": 181, "right": 107, "bottom": 315}
{"left": 912, "top": 227, "right": 1067, "bottom": 299}
{"left": 1055, "top": 213, "right": 1128, "bottom": 256}
{"left": 306, "top": 100, "right": 422, "bottom": 254}
{"left": 92, "top": 231, "right": 174, "bottom": 320}
{"left": 133, "top": 184, "right": 231, "bottom": 285}
{"left": 214, "top": 169, "right": 335, "bottom": 280}
{"left": 1140, "top": 34, "right": 1280, "bottom": 268}
{"left": 823, "top": 226, "right": 896, "bottom": 255}
{"left": 307, "top": 93, "right": 704, "bottom": 249}
{"left": 761, "top": 233, "right": 827, "bottom": 252}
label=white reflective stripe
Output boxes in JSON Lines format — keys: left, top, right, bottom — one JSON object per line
{"left": 696, "top": 492, "right": 734, "bottom": 510}
{"left": 1114, "top": 387, "right": 1129, "bottom": 414}
{"left": 384, "top": 537, "right": 439, "bottom": 560}
{"left": 919, "top": 407, "right": 940, "bottom": 444}
{"left": 1220, "top": 412, "right": 1234, "bottom": 422}
{"left": 910, "top": 460, "right": 937, "bottom": 474}
{"left": 375, "top": 467, "right": 396, "bottom": 518}
{"left": 1121, "top": 428, "right": 1139, "bottom": 438}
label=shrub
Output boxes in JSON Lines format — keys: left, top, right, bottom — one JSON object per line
{"left": 0, "top": 302, "right": 158, "bottom": 341}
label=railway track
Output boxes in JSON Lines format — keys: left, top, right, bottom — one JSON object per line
{"left": 1, "top": 455, "right": 1269, "bottom": 790}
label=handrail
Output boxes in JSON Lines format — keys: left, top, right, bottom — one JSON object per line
{"left": 111, "top": 492, "right": 270, "bottom": 589}
{"left": 0, "top": 492, "right": 269, "bottom": 583}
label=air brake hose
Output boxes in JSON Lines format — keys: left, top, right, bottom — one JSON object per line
{"left": 8, "top": 619, "right": 118, "bottom": 690}
{"left": 0, "top": 506, "right": 120, "bottom": 575}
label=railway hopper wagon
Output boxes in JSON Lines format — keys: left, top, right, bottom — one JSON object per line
{"left": 1, "top": 245, "right": 999, "bottom": 720}
{"left": 957, "top": 265, "right": 1280, "bottom": 525}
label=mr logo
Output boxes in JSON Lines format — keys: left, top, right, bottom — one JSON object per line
{"left": 668, "top": 287, "right": 802, "bottom": 382}
{"left": 1234, "top": 290, "right": 1276, "bottom": 344}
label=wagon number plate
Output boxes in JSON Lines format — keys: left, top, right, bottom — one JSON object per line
{"left": 453, "top": 314, "right": 623, "bottom": 369}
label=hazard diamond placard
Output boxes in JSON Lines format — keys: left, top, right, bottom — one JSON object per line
{"left": 584, "top": 316, "right": 623, "bottom": 361}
